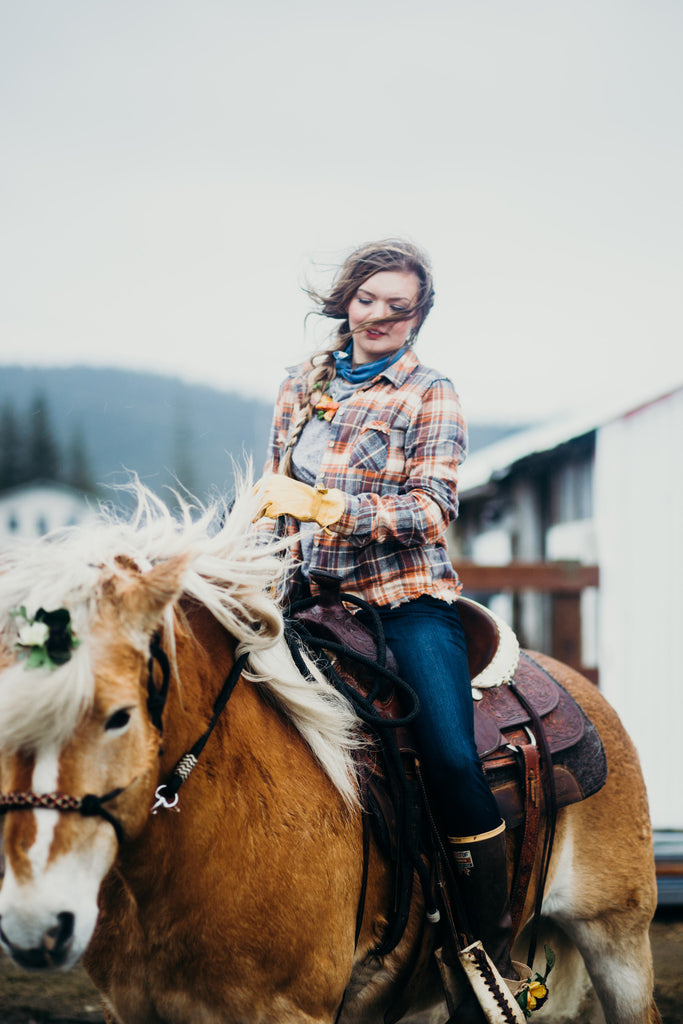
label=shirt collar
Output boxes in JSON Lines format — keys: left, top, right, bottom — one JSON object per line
{"left": 370, "top": 347, "right": 419, "bottom": 388}
{"left": 286, "top": 347, "right": 419, "bottom": 390}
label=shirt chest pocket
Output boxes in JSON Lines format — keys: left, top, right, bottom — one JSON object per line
{"left": 348, "top": 420, "right": 406, "bottom": 476}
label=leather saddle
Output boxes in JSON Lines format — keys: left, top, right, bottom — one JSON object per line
{"left": 289, "top": 575, "right": 608, "bottom": 947}
{"left": 290, "top": 574, "right": 607, "bottom": 829}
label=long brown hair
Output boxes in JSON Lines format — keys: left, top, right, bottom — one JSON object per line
{"left": 280, "top": 239, "right": 435, "bottom": 476}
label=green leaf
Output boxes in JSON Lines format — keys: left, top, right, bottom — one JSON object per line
{"left": 516, "top": 990, "right": 531, "bottom": 1018}
{"left": 26, "top": 647, "right": 50, "bottom": 670}
{"left": 543, "top": 944, "right": 556, "bottom": 980}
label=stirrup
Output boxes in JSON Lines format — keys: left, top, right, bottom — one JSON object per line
{"left": 437, "top": 941, "right": 530, "bottom": 1024}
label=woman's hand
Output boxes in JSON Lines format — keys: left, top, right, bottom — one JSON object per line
{"left": 253, "top": 474, "right": 345, "bottom": 528}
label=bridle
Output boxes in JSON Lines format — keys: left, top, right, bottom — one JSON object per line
{"left": 0, "top": 633, "right": 248, "bottom": 844}
{"left": 0, "top": 787, "right": 129, "bottom": 844}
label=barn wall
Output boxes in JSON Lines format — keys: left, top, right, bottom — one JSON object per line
{"left": 594, "top": 389, "right": 683, "bottom": 830}
{"left": 0, "top": 485, "right": 94, "bottom": 541}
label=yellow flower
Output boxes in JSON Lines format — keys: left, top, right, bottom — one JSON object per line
{"left": 525, "top": 981, "right": 547, "bottom": 1012}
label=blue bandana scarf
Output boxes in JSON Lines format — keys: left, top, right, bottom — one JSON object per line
{"left": 333, "top": 344, "right": 407, "bottom": 383}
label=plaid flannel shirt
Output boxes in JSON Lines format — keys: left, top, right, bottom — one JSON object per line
{"left": 261, "top": 348, "right": 467, "bottom": 607}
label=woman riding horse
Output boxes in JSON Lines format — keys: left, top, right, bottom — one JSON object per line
{"left": 0, "top": 482, "right": 661, "bottom": 1021}
{"left": 254, "top": 238, "right": 517, "bottom": 984}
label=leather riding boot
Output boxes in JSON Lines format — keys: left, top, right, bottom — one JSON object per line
{"left": 449, "top": 820, "right": 518, "bottom": 984}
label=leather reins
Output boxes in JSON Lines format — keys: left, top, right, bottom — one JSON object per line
{"left": 150, "top": 644, "right": 248, "bottom": 812}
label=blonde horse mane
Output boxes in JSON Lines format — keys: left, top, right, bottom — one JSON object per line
{"left": 0, "top": 478, "right": 359, "bottom": 806}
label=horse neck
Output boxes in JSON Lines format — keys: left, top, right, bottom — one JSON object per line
{"left": 119, "top": 604, "right": 342, "bottom": 891}
{"left": 161, "top": 601, "right": 239, "bottom": 762}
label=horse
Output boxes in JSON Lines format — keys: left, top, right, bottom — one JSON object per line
{"left": 0, "top": 482, "right": 661, "bottom": 1024}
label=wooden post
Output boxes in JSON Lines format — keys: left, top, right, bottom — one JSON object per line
{"left": 453, "top": 561, "right": 600, "bottom": 684}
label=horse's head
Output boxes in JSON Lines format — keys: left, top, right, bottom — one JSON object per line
{"left": 0, "top": 481, "right": 359, "bottom": 981}
{"left": 0, "top": 552, "right": 187, "bottom": 970}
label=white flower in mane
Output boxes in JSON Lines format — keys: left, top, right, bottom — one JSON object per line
{"left": 17, "top": 621, "right": 50, "bottom": 647}
{"left": 0, "top": 477, "right": 360, "bottom": 805}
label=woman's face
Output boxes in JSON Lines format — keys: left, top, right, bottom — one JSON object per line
{"left": 347, "top": 270, "right": 420, "bottom": 365}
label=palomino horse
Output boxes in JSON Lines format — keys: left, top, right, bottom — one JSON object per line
{"left": 0, "top": 484, "right": 660, "bottom": 1024}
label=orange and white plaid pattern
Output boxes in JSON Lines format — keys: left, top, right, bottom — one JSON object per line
{"left": 260, "top": 348, "right": 467, "bottom": 608}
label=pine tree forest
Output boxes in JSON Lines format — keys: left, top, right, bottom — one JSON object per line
{"left": 0, "top": 394, "right": 95, "bottom": 495}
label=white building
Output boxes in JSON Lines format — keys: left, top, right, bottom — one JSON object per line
{"left": 0, "top": 481, "right": 96, "bottom": 543}
{"left": 455, "top": 384, "right": 683, "bottom": 838}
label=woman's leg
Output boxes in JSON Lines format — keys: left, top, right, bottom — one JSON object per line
{"left": 376, "top": 595, "right": 518, "bottom": 982}
{"left": 375, "top": 595, "right": 499, "bottom": 837}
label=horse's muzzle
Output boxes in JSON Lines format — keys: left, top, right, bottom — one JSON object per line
{"left": 0, "top": 910, "right": 75, "bottom": 970}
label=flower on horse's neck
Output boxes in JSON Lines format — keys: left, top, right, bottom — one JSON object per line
{"left": 12, "top": 606, "right": 80, "bottom": 670}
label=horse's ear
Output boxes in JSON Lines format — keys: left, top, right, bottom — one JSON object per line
{"left": 101, "top": 555, "right": 189, "bottom": 639}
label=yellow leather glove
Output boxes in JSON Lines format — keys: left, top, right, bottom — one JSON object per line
{"left": 253, "top": 474, "right": 345, "bottom": 529}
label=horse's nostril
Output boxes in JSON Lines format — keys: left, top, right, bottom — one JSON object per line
{"left": 0, "top": 911, "right": 75, "bottom": 968}
{"left": 44, "top": 911, "right": 75, "bottom": 954}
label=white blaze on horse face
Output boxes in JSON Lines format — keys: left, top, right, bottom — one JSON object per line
{"left": 28, "top": 744, "right": 61, "bottom": 877}
{"left": 0, "top": 743, "right": 119, "bottom": 966}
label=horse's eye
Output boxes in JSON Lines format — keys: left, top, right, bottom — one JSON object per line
{"left": 105, "top": 709, "right": 132, "bottom": 731}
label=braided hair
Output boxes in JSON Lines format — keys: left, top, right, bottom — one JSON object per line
{"left": 280, "top": 239, "right": 435, "bottom": 476}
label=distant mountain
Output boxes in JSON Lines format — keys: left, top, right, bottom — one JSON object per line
{"left": 0, "top": 366, "right": 273, "bottom": 503}
{"left": 0, "top": 365, "right": 526, "bottom": 504}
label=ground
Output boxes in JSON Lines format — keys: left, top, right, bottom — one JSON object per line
{"left": 651, "top": 909, "right": 683, "bottom": 1024}
{"left": 1, "top": 911, "right": 682, "bottom": 1023}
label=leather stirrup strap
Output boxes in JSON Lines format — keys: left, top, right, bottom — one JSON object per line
{"left": 509, "top": 743, "right": 542, "bottom": 935}
{"left": 509, "top": 679, "right": 559, "bottom": 967}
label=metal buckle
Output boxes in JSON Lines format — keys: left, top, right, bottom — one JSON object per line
{"left": 151, "top": 786, "right": 180, "bottom": 814}
{"left": 507, "top": 726, "right": 537, "bottom": 754}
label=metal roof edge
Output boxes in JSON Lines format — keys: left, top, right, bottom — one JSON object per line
{"left": 460, "top": 381, "right": 683, "bottom": 496}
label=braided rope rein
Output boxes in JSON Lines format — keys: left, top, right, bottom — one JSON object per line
{"left": 0, "top": 791, "right": 94, "bottom": 812}
{"left": 0, "top": 788, "right": 125, "bottom": 842}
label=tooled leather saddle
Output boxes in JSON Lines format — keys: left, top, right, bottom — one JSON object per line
{"left": 290, "top": 575, "right": 608, "bottom": 939}
{"left": 291, "top": 576, "right": 607, "bottom": 830}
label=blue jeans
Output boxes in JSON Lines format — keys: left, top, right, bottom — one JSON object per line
{"left": 374, "top": 596, "right": 501, "bottom": 837}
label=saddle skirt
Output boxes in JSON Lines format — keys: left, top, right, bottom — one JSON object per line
{"left": 475, "top": 650, "right": 607, "bottom": 826}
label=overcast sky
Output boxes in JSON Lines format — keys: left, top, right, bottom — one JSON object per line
{"left": 1, "top": 0, "right": 681, "bottom": 424}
